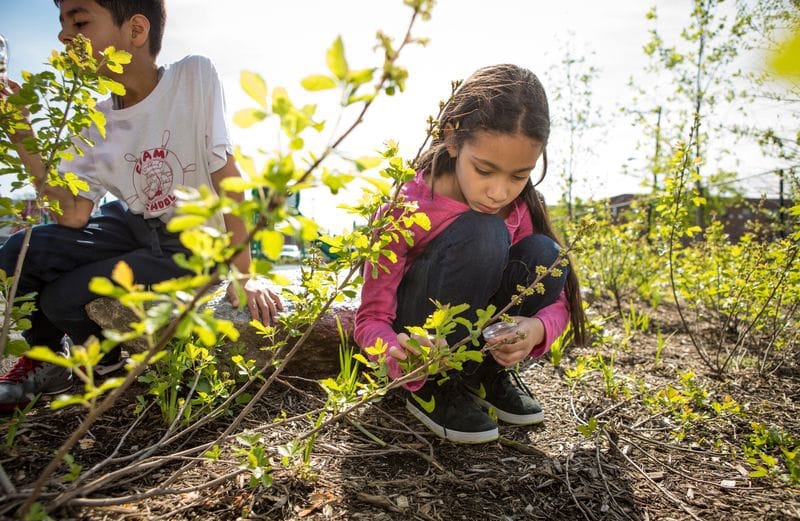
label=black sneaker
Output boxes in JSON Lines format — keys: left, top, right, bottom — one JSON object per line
{"left": 0, "top": 356, "right": 73, "bottom": 412}
{"left": 406, "top": 377, "right": 499, "bottom": 444}
{"left": 465, "top": 361, "right": 544, "bottom": 425}
{"left": 93, "top": 345, "right": 128, "bottom": 376}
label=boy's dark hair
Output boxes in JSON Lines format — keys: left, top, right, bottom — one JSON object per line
{"left": 53, "top": 0, "right": 166, "bottom": 57}
{"left": 418, "top": 63, "right": 586, "bottom": 345}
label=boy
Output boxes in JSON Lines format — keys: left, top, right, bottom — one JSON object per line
{"left": 0, "top": 0, "right": 282, "bottom": 411}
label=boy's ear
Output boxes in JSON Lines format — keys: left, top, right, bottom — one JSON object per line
{"left": 128, "top": 14, "right": 151, "bottom": 51}
{"left": 443, "top": 123, "right": 457, "bottom": 158}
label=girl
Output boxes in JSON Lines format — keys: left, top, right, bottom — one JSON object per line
{"left": 355, "top": 64, "right": 586, "bottom": 444}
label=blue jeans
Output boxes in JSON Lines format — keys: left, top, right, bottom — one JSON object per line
{"left": 0, "top": 201, "right": 190, "bottom": 353}
{"left": 393, "top": 210, "right": 567, "bottom": 354}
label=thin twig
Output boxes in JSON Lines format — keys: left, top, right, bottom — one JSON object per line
{"left": 595, "top": 432, "right": 638, "bottom": 521}
{"left": 0, "top": 462, "right": 16, "bottom": 495}
{"left": 564, "top": 442, "right": 595, "bottom": 521}
{"left": 604, "top": 429, "right": 703, "bottom": 521}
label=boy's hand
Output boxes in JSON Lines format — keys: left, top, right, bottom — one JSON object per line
{"left": 226, "top": 278, "right": 283, "bottom": 325}
{"left": 485, "top": 316, "right": 544, "bottom": 367}
{"left": 1, "top": 79, "right": 33, "bottom": 144}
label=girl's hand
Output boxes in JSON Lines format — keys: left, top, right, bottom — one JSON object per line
{"left": 485, "top": 316, "right": 544, "bottom": 367}
{"left": 227, "top": 278, "right": 283, "bottom": 325}
{"left": 389, "top": 332, "right": 445, "bottom": 363}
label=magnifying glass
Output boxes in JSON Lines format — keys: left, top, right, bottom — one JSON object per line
{"left": 0, "top": 33, "right": 8, "bottom": 87}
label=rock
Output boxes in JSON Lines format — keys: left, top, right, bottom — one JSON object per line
{"left": 85, "top": 281, "right": 357, "bottom": 379}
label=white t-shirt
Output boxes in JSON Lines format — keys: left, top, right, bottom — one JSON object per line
{"left": 61, "top": 54, "right": 231, "bottom": 228}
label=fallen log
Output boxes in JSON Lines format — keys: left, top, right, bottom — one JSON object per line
{"left": 85, "top": 282, "right": 356, "bottom": 379}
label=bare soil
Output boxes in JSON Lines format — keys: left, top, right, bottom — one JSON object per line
{"left": 1, "top": 299, "right": 799, "bottom": 520}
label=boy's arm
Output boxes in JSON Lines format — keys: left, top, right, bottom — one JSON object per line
{"left": 211, "top": 154, "right": 283, "bottom": 324}
{"left": 3, "top": 80, "right": 94, "bottom": 228}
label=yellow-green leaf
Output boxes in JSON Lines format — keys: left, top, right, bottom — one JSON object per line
{"left": 63, "top": 173, "right": 89, "bottom": 196}
{"left": 216, "top": 319, "right": 241, "bottom": 341}
{"left": 98, "top": 76, "right": 125, "bottom": 96}
{"left": 354, "top": 156, "right": 382, "bottom": 171}
{"left": 240, "top": 70, "right": 268, "bottom": 109}
{"left": 104, "top": 47, "right": 132, "bottom": 64}
{"left": 52, "top": 396, "right": 88, "bottom": 410}
{"left": 88, "top": 109, "right": 107, "bottom": 138}
{"left": 770, "top": 26, "right": 800, "bottom": 79}
{"left": 219, "top": 175, "right": 255, "bottom": 193}
{"left": 89, "top": 277, "right": 116, "bottom": 296}
{"left": 25, "top": 347, "right": 72, "bottom": 368}
{"left": 346, "top": 68, "right": 375, "bottom": 86}
{"left": 257, "top": 230, "right": 283, "bottom": 260}
{"left": 233, "top": 108, "right": 267, "bottom": 128}
{"left": 167, "top": 215, "right": 207, "bottom": 232}
{"left": 320, "top": 378, "right": 340, "bottom": 391}
{"left": 234, "top": 147, "right": 257, "bottom": 179}
{"left": 363, "top": 176, "right": 392, "bottom": 195}
{"left": 326, "top": 36, "right": 348, "bottom": 80}
{"left": 301, "top": 74, "right": 337, "bottom": 91}
{"left": 352, "top": 353, "right": 370, "bottom": 366}
{"left": 194, "top": 323, "right": 216, "bottom": 347}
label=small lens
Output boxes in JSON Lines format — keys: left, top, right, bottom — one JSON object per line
{"left": 0, "top": 34, "right": 8, "bottom": 85}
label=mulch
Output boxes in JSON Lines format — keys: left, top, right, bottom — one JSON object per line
{"left": 1, "top": 299, "right": 799, "bottom": 520}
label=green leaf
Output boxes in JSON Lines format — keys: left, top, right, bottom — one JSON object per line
{"left": 460, "top": 350, "right": 483, "bottom": 363}
{"left": 326, "top": 36, "right": 349, "bottom": 80}
{"left": 577, "top": 417, "right": 598, "bottom": 437}
{"left": 240, "top": 70, "right": 268, "bottom": 109}
{"left": 7, "top": 339, "right": 29, "bottom": 357}
{"left": 301, "top": 74, "right": 337, "bottom": 91}
{"left": 25, "top": 347, "right": 72, "bottom": 368}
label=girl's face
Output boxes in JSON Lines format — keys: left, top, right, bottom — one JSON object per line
{"left": 447, "top": 131, "right": 543, "bottom": 215}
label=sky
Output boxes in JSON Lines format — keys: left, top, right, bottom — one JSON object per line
{"left": 0, "top": 0, "right": 788, "bottom": 232}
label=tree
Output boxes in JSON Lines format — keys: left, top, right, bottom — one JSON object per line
{"left": 642, "top": 0, "right": 755, "bottom": 231}
{"left": 546, "top": 37, "right": 601, "bottom": 220}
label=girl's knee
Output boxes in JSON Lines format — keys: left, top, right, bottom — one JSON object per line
{"left": 445, "top": 211, "right": 510, "bottom": 260}
{"left": 512, "top": 234, "right": 563, "bottom": 268}
{"left": 505, "top": 234, "right": 568, "bottom": 309}
{"left": 0, "top": 228, "right": 50, "bottom": 273}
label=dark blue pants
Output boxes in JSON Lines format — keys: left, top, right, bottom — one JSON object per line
{"left": 0, "top": 201, "right": 190, "bottom": 353}
{"left": 393, "top": 211, "right": 567, "bottom": 356}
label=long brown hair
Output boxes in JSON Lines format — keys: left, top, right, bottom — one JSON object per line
{"left": 418, "top": 64, "right": 586, "bottom": 345}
